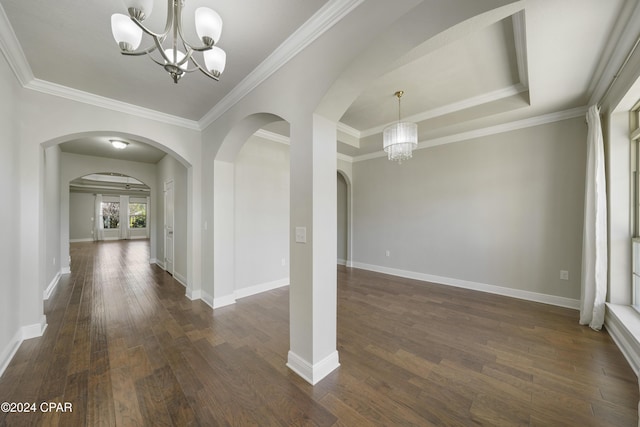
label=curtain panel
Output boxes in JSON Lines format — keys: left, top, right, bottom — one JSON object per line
{"left": 579, "top": 105, "right": 608, "bottom": 330}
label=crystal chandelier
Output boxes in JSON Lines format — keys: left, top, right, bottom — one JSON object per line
{"left": 111, "top": 0, "right": 227, "bottom": 84}
{"left": 383, "top": 91, "right": 418, "bottom": 163}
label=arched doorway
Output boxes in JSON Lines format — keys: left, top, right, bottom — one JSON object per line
{"left": 41, "top": 132, "right": 193, "bottom": 297}
{"left": 69, "top": 172, "right": 150, "bottom": 243}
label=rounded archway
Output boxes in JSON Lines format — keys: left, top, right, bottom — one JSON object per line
{"left": 41, "top": 131, "right": 194, "bottom": 298}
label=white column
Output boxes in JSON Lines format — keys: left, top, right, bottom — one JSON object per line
{"left": 287, "top": 113, "right": 339, "bottom": 384}
{"left": 186, "top": 162, "right": 202, "bottom": 299}
{"left": 212, "top": 159, "right": 236, "bottom": 307}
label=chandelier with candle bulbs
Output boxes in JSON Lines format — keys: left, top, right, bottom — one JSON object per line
{"left": 110, "top": 0, "right": 226, "bottom": 84}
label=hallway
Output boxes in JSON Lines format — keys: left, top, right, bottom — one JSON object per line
{"left": 0, "top": 240, "right": 637, "bottom": 426}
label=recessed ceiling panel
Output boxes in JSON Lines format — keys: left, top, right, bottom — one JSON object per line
{"left": 340, "top": 17, "right": 520, "bottom": 133}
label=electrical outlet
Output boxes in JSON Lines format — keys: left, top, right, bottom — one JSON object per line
{"left": 560, "top": 270, "right": 569, "bottom": 280}
{"left": 281, "top": 258, "right": 286, "bottom": 266}
{"left": 385, "top": 250, "right": 390, "bottom": 257}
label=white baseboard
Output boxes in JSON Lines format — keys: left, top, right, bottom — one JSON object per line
{"left": 287, "top": 350, "right": 340, "bottom": 385}
{"left": 43, "top": 267, "right": 71, "bottom": 301}
{"left": 186, "top": 288, "right": 214, "bottom": 310}
{"left": 211, "top": 278, "right": 290, "bottom": 309}
{"left": 235, "top": 278, "right": 289, "bottom": 300}
{"left": 0, "top": 319, "right": 47, "bottom": 378}
{"left": 213, "top": 294, "right": 236, "bottom": 309}
{"left": 174, "top": 272, "right": 187, "bottom": 287}
{"left": 605, "top": 304, "right": 640, "bottom": 377}
{"left": 186, "top": 288, "right": 201, "bottom": 300}
{"left": 200, "top": 290, "right": 214, "bottom": 309}
{"left": 337, "top": 259, "right": 347, "bottom": 266}
{"left": 43, "top": 272, "right": 61, "bottom": 300}
{"left": 350, "top": 262, "right": 580, "bottom": 310}
{"left": 69, "top": 238, "right": 93, "bottom": 243}
{"left": 153, "top": 260, "right": 166, "bottom": 270}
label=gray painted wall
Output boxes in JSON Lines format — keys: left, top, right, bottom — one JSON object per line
{"left": 69, "top": 192, "right": 95, "bottom": 241}
{"left": 352, "top": 117, "right": 587, "bottom": 300}
{"left": 234, "top": 136, "right": 290, "bottom": 290}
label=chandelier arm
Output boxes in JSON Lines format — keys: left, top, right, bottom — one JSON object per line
{"left": 128, "top": 17, "right": 169, "bottom": 41}
{"left": 176, "top": 42, "right": 195, "bottom": 68}
{"left": 190, "top": 55, "right": 221, "bottom": 81}
{"left": 146, "top": 53, "right": 168, "bottom": 67}
{"left": 121, "top": 45, "right": 158, "bottom": 57}
{"left": 154, "top": 37, "right": 173, "bottom": 64}
{"left": 146, "top": 52, "right": 197, "bottom": 74}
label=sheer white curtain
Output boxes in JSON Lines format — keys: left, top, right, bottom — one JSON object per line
{"left": 120, "top": 195, "right": 130, "bottom": 240}
{"left": 579, "top": 105, "right": 608, "bottom": 330}
{"left": 94, "top": 194, "right": 104, "bottom": 241}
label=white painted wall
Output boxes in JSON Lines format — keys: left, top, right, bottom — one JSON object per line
{"left": 0, "top": 50, "right": 22, "bottom": 374}
{"left": 352, "top": 117, "right": 587, "bottom": 302}
{"left": 156, "top": 154, "right": 188, "bottom": 284}
{"left": 234, "top": 136, "right": 290, "bottom": 292}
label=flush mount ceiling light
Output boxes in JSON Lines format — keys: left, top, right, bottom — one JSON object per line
{"left": 383, "top": 90, "right": 418, "bottom": 163}
{"left": 110, "top": 140, "right": 129, "bottom": 150}
{"left": 111, "top": 0, "right": 226, "bottom": 84}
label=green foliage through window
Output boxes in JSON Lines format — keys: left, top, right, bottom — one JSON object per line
{"left": 129, "top": 203, "right": 147, "bottom": 228}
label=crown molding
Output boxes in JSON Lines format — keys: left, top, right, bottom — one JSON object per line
{"left": 337, "top": 121, "right": 361, "bottom": 139}
{"left": 353, "top": 106, "right": 588, "bottom": 162}
{"left": 360, "top": 84, "right": 528, "bottom": 138}
{"left": 253, "top": 129, "right": 290, "bottom": 145}
{"left": 252, "top": 128, "right": 355, "bottom": 163}
{"left": 512, "top": 10, "right": 529, "bottom": 89}
{"left": 337, "top": 152, "right": 354, "bottom": 163}
{"left": 0, "top": 3, "right": 200, "bottom": 130}
{"left": 198, "top": 0, "right": 366, "bottom": 129}
{"left": 0, "top": 4, "right": 33, "bottom": 85}
{"left": 588, "top": 0, "right": 640, "bottom": 106}
{"left": 25, "top": 79, "right": 200, "bottom": 130}
{"left": 1, "top": 0, "right": 368, "bottom": 132}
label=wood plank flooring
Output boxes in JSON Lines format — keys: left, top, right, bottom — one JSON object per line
{"left": 0, "top": 240, "right": 637, "bottom": 426}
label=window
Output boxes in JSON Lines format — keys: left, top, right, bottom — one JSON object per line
{"left": 101, "top": 201, "right": 120, "bottom": 229}
{"left": 129, "top": 202, "right": 147, "bottom": 229}
{"left": 632, "top": 106, "right": 640, "bottom": 310}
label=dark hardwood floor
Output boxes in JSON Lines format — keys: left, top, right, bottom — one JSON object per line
{"left": 0, "top": 240, "right": 637, "bottom": 426}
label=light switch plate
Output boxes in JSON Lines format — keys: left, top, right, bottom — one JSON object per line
{"left": 295, "top": 226, "right": 307, "bottom": 243}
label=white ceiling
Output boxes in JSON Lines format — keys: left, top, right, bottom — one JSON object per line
{"left": 0, "top": 0, "right": 329, "bottom": 119}
{"left": 0, "top": 0, "right": 632, "bottom": 161}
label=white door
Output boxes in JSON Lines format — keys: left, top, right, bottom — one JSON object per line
{"left": 164, "top": 180, "right": 174, "bottom": 275}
